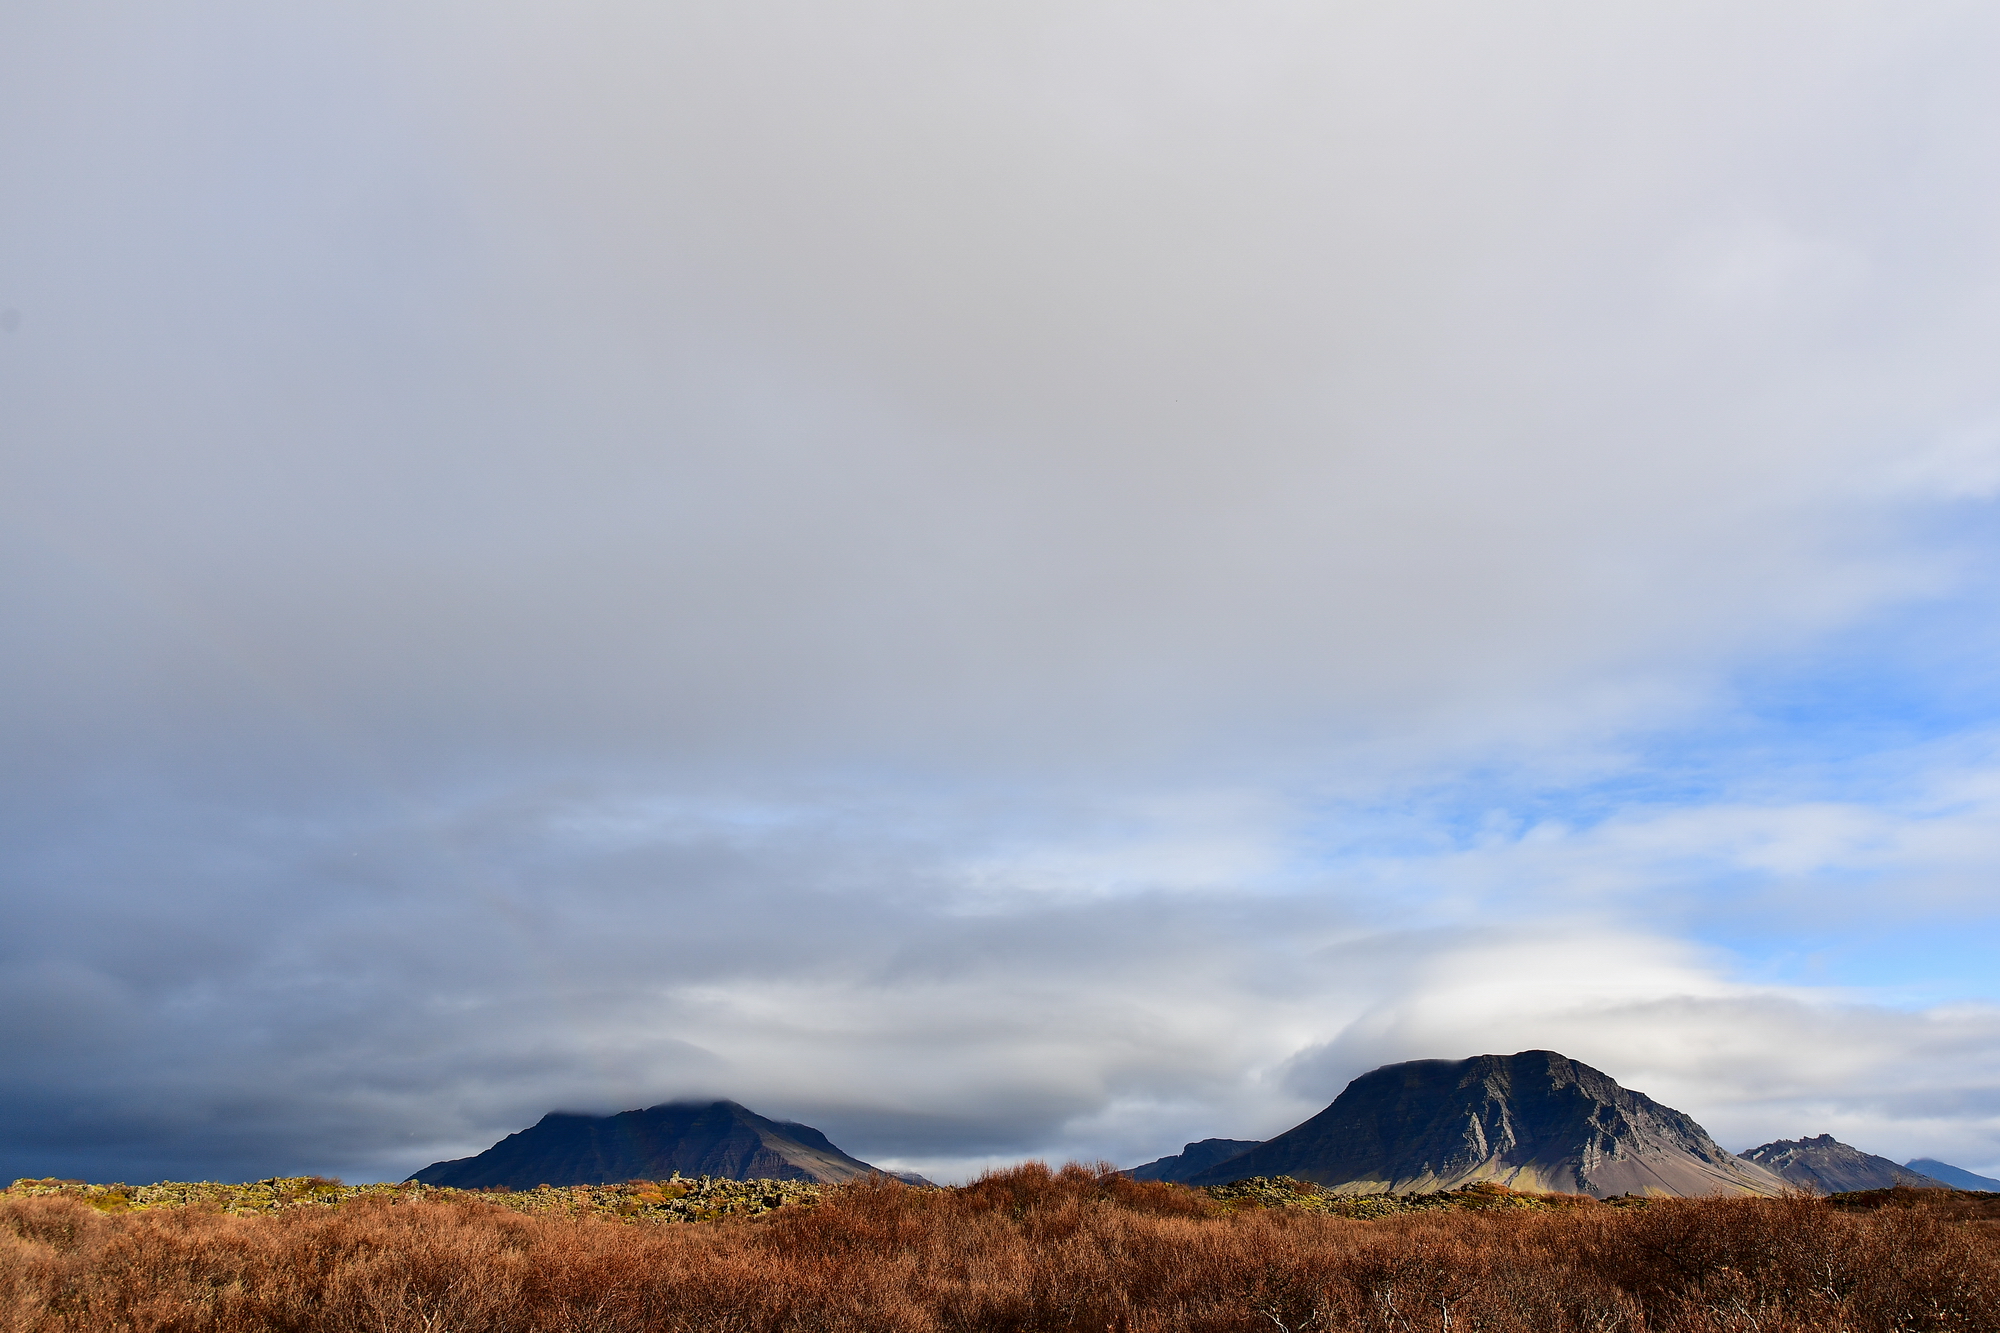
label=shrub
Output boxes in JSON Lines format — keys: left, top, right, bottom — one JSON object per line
{"left": 2, "top": 1166, "right": 1995, "bottom": 1331}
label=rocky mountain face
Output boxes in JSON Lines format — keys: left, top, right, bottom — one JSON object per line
{"left": 1188, "top": 1050, "right": 1788, "bottom": 1199}
{"left": 1127, "top": 1139, "right": 1263, "bottom": 1182}
{"left": 1908, "top": 1158, "right": 2000, "bottom": 1192}
{"left": 1739, "top": 1136, "right": 1950, "bottom": 1193}
{"left": 408, "top": 1100, "right": 893, "bottom": 1188}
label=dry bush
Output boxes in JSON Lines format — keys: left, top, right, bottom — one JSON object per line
{"left": 3, "top": 1165, "right": 1997, "bottom": 1332}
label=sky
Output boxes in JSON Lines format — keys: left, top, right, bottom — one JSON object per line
{"left": 3, "top": 0, "right": 2000, "bottom": 1186}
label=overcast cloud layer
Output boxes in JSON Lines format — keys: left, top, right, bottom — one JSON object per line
{"left": 4, "top": 0, "right": 2000, "bottom": 1185}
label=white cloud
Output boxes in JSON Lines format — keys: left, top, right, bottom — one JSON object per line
{"left": 2, "top": 0, "right": 2000, "bottom": 1185}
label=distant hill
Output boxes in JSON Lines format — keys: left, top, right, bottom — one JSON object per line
{"left": 408, "top": 1100, "right": 899, "bottom": 1188}
{"left": 1127, "top": 1138, "right": 1262, "bottom": 1182}
{"left": 1907, "top": 1158, "right": 2000, "bottom": 1192}
{"left": 1187, "top": 1050, "right": 1786, "bottom": 1199}
{"left": 1740, "top": 1135, "right": 1949, "bottom": 1193}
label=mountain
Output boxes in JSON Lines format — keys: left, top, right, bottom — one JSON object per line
{"left": 408, "top": 1100, "right": 895, "bottom": 1188}
{"left": 1908, "top": 1158, "right": 2000, "bottom": 1192}
{"left": 1740, "top": 1135, "right": 1950, "bottom": 1193}
{"left": 1187, "top": 1050, "right": 1788, "bottom": 1199}
{"left": 1127, "top": 1138, "right": 1263, "bottom": 1182}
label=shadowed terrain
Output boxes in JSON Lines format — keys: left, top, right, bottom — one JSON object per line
{"left": 407, "top": 1101, "right": 888, "bottom": 1188}
{"left": 1191, "top": 1051, "right": 1787, "bottom": 1197}
{"left": 1128, "top": 1139, "right": 1263, "bottom": 1183}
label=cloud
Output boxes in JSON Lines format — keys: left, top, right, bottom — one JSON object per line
{"left": 10, "top": 1, "right": 2000, "bottom": 771}
{"left": 2, "top": 0, "right": 1999, "bottom": 1184}
{"left": 6, "top": 767, "right": 2000, "bottom": 1183}
{"left": 1286, "top": 955, "right": 2000, "bottom": 1170}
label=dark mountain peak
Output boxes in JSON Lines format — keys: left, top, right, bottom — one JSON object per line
{"left": 1127, "top": 1138, "right": 1263, "bottom": 1182}
{"left": 408, "top": 1099, "right": 891, "bottom": 1189}
{"left": 1907, "top": 1158, "right": 2000, "bottom": 1192}
{"left": 769, "top": 1118, "right": 845, "bottom": 1154}
{"left": 529, "top": 1099, "right": 756, "bottom": 1132}
{"left": 1188, "top": 1050, "right": 1786, "bottom": 1199}
{"left": 1741, "top": 1136, "right": 1950, "bottom": 1194}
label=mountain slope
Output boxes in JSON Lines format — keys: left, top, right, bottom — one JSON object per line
{"left": 408, "top": 1100, "right": 889, "bottom": 1188}
{"left": 1908, "top": 1158, "right": 2000, "bottom": 1192}
{"left": 1188, "top": 1050, "right": 1786, "bottom": 1199}
{"left": 1127, "top": 1139, "right": 1263, "bottom": 1182}
{"left": 1740, "top": 1136, "right": 1949, "bottom": 1193}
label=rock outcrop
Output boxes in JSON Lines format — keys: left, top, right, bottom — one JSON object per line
{"left": 1127, "top": 1138, "right": 1263, "bottom": 1182}
{"left": 1739, "top": 1136, "right": 1949, "bottom": 1193}
{"left": 408, "top": 1100, "right": 892, "bottom": 1188}
{"left": 1188, "top": 1050, "right": 1787, "bottom": 1199}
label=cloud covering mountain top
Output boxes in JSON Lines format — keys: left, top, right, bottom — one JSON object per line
{"left": 3, "top": 0, "right": 1999, "bottom": 1184}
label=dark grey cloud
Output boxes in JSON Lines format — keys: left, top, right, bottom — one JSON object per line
{"left": 5, "top": 0, "right": 2000, "bottom": 1183}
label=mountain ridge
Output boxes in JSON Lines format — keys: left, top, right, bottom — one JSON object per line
{"left": 1740, "top": 1135, "right": 1949, "bottom": 1193}
{"left": 1907, "top": 1158, "right": 2000, "bottom": 1192}
{"left": 1127, "top": 1138, "right": 1263, "bottom": 1182}
{"left": 1187, "top": 1050, "right": 1786, "bottom": 1198}
{"left": 407, "top": 1100, "right": 896, "bottom": 1188}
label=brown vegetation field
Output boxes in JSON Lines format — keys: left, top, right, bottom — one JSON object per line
{"left": 4, "top": 1163, "right": 1998, "bottom": 1332}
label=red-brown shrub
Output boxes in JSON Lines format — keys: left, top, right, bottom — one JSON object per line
{"left": 3, "top": 1167, "right": 1995, "bottom": 1332}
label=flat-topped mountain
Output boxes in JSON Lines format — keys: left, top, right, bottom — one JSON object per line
{"left": 408, "top": 1100, "right": 893, "bottom": 1188}
{"left": 1188, "top": 1050, "right": 1787, "bottom": 1199}
{"left": 1740, "top": 1136, "right": 1949, "bottom": 1193}
{"left": 1127, "top": 1138, "right": 1263, "bottom": 1182}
